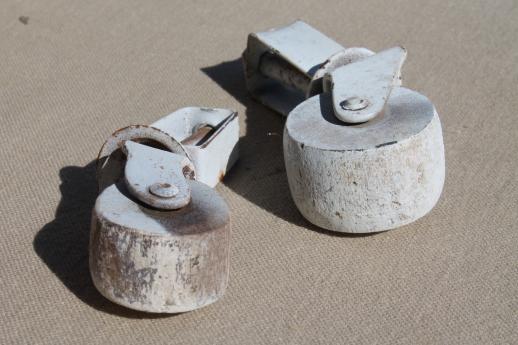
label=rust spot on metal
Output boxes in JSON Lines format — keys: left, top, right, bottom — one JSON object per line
{"left": 96, "top": 124, "right": 192, "bottom": 191}
{"left": 218, "top": 171, "right": 225, "bottom": 182}
{"left": 181, "top": 125, "right": 214, "bottom": 146}
{"left": 259, "top": 52, "right": 311, "bottom": 93}
{"left": 182, "top": 166, "right": 195, "bottom": 180}
{"left": 198, "top": 112, "right": 238, "bottom": 149}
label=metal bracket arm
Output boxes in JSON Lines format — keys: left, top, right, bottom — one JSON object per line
{"left": 326, "top": 46, "right": 407, "bottom": 123}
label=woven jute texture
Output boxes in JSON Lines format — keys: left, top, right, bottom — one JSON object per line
{"left": 1, "top": 1, "right": 517, "bottom": 344}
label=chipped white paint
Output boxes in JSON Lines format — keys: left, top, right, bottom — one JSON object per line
{"left": 152, "top": 107, "right": 239, "bottom": 188}
{"left": 284, "top": 88, "right": 445, "bottom": 233}
{"left": 96, "top": 125, "right": 193, "bottom": 192}
{"left": 90, "top": 181, "right": 230, "bottom": 313}
{"left": 98, "top": 125, "right": 188, "bottom": 160}
{"left": 97, "top": 107, "right": 238, "bottom": 190}
{"left": 123, "top": 141, "right": 194, "bottom": 210}
{"left": 90, "top": 107, "right": 238, "bottom": 313}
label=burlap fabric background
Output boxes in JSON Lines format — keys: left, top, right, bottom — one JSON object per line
{"left": 1, "top": 0, "right": 516, "bottom": 344}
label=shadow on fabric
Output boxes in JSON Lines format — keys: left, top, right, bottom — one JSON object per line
{"left": 33, "top": 162, "right": 171, "bottom": 318}
{"left": 33, "top": 59, "right": 366, "bottom": 317}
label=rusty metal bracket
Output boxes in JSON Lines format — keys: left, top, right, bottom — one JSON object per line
{"left": 123, "top": 141, "right": 194, "bottom": 210}
{"left": 97, "top": 107, "right": 239, "bottom": 190}
{"left": 151, "top": 107, "right": 239, "bottom": 187}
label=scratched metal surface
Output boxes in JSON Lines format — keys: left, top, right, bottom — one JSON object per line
{"left": 0, "top": 1, "right": 516, "bottom": 344}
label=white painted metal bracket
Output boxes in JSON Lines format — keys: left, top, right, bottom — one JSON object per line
{"left": 123, "top": 141, "right": 194, "bottom": 210}
{"left": 326, "top": 47, "right": 406, "bottom": 123}
{"left": 97, "top": 107, "right": 239, "bottom": 190}
{"left": 243, "top": 20, "right": 373, "bottom": 116}
{"left": 151, "top": 107, "right": 239, "bottom": 188}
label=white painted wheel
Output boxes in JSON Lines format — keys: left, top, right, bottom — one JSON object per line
{"left": 284, "top": 87, "right": 445, "bottom": 233}
{"left": 90, "top": 180, "right": 230, "bottom": 313}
